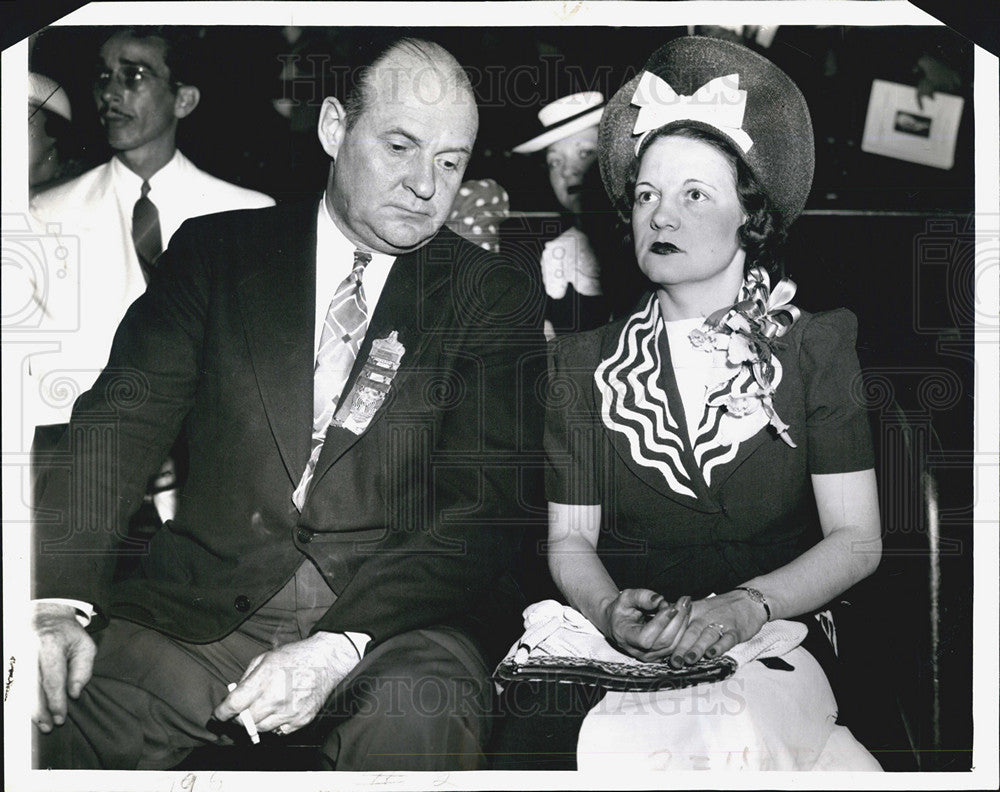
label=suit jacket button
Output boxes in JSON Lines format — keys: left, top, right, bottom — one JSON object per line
{"left": 234, "top": 595, "right": 251, "bottom": 612}
{"left": 296, "top": 527, "right": 314, "bottom": 544}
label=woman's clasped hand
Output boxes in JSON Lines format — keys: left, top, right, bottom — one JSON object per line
{"left": 600, "top": 588, "right": 689, "bottom": 662}
{"left": 669, "top": 590, "right": 770, "bottom": 665}
{"left": 603, "top": 589, "right": 769, "bottom": 665}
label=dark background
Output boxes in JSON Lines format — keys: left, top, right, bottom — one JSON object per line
{"left": 27, "top": 23, "right": 978, "bottom": 772}
{"left": 29, "top": 24, "right": 975, "bottom": 212}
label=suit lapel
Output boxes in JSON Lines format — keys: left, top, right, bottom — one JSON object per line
{"left": 75, "top": 165, "right": 130, "bottom": 251}
{"left": 83, "top": 164, "right": 148, "bottom": 309}
{"left": 307, "top": 238, "right": 453, "bottom": 491}
{"left": 87, "top": 161, "right": 117, "bottom": 210}
{"left": 237, "top": 200, "right": 317, "bottom": 484}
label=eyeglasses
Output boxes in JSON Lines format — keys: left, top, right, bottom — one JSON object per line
{"left": 93, "top": 64, "right": 177, "bottom": 93}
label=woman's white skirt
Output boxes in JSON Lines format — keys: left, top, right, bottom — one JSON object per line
{"left": 576, "top": 644, "right": 881, "bottom": 771}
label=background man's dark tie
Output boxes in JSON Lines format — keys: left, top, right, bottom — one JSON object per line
{"left": 132, "top": 180, "right": 162, "bottom": 281}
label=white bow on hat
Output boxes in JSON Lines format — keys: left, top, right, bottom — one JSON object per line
{"left": 630, "top": 71, "right": 753, "bottom": 154}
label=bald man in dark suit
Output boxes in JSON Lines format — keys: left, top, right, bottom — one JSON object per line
{"left": 32, "top": 37, "right": 545, "bottom": 771}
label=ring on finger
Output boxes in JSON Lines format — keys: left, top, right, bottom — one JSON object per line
{"left": 706, "top": 622, "right": 728, "bottom": 637}
{"left": 274, "top": 724, "right": 291, "bottom": 735}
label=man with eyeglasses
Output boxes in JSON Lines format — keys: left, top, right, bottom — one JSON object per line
{"left": 30, "top": 34, "right": 545, "bottom": 771}
{"left": 26, "top": 26, "right": 274, "bottom": 439}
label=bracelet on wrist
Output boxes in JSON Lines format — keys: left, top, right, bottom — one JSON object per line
{"left": 734, "top": 586, "right": 771, "bottom": 621}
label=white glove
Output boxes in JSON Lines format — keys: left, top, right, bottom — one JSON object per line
{"left": 540, "top": 227, "right": 603, "bottom": 300}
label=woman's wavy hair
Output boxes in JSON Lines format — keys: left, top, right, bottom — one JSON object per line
{"left": 625, "top": 123, "right": 787, "bottom": 278}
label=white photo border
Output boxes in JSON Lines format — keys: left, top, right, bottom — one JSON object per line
{"left": 3, "top": 3, "right": 997, "bottom": 791}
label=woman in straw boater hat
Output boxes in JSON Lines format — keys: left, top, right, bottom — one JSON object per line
{"left": 512, "top": 91, "right": 618, "bottom": 339}
{"left": 493, "top": 37, "right": 882, "bottom": 771}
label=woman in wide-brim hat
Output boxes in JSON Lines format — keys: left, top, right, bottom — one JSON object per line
{"left": 494, "top": 36, "right": 882, "bottom": 771}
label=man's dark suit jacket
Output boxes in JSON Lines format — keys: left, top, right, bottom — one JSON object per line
{"left": 33, "top": 199, "right": 547, "bottom": 662}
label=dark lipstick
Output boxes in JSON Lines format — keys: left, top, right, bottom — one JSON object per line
{"left": 650, "top": 241, "right": 681, "bottom": 255}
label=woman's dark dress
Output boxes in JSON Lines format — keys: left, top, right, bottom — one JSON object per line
{"left": 492, "top": 295, "right": 874, "bottom": 769}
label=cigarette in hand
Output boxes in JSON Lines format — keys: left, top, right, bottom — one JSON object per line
{"left": 227, "top": 682, "right": 260, "bottom": 744}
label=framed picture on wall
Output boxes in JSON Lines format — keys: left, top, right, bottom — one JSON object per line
{"left": 861, "top": 78, "right": 965, "bottom": 169}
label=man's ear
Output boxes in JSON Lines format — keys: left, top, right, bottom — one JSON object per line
{"left": 318, "top": 97, "right": 348, "bottom": 160}
{"left": 173, "top": 86, "right": 200, "bottom": 119}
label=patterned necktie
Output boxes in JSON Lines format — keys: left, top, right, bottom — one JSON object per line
{"left": 292, "top": 250, "right": 371, "bottom": 510}
{"left": 132, "top": 180, "right": 162, "bottom": 282}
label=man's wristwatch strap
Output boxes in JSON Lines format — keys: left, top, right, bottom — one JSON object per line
{"left": 734, "top": 587, "right": 771, "bottom": 621}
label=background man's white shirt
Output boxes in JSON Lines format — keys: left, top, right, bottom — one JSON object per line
{"left": 25, "top": 150, "right": 274, "bottom": 429}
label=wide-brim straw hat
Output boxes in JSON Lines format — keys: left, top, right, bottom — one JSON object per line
{"left": 513, "top": 91, "right": 605, "bottom": 154}
{"left": 29, "top": 72, "right": 72, "bottom": 122}
{"left": 598, "top": 36, "right": 814, "bottom": 225}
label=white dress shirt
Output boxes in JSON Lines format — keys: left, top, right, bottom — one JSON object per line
{"left": 26, "top": 149, "right": 274, "bottom": 429}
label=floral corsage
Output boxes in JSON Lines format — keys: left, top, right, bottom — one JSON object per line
{"left": 688, "top": 267, "right": 801, "bottom": 447}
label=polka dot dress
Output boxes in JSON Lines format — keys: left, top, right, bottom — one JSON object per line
{"left": 445, "top": 179, "right": 510, "bottom": 253}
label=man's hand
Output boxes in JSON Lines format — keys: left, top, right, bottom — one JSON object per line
{"left": 213, "top": 632, "right": 361, "bottom": 736}
{"left": 601, "top": 589, "right": 690, "bottom": 663}
{"left": 32, "top": 603, "right": 96, "bottom": 733}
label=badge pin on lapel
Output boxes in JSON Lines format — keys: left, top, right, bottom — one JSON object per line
{"left": 333, "top": 331, "right": 406, "bottom": 435}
